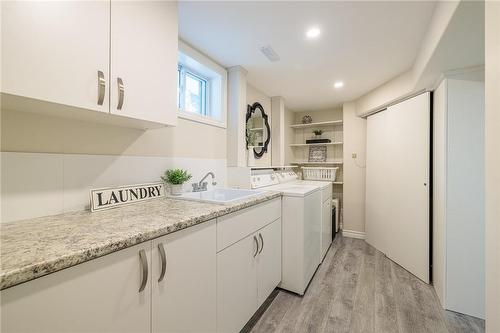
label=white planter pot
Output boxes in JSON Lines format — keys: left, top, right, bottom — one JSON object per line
{"left": 170, "top": 184, "right": 183, "bottom": 196}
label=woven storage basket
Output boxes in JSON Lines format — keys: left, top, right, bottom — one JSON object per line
{"left": 302, "top": 167, "right": 338, "bottom": 181}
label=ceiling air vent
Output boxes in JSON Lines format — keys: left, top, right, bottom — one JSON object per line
{"left": 260, "top": 45, "right": 280, "bottom": 62}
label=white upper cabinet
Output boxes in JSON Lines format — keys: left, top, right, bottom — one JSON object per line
{"left": 1, "top": 1, "right": 110, "bottom": 113}
{"left": 1, "top": 1, "right": 178, "bottom": 128}
{"left": 110, "top": 1, "right": 178, "bottom": 126}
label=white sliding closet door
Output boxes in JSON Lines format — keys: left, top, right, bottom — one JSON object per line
{"left": 366, "top": 92, "right": 430, "bottom": 283}
{"left": 366, "top": 111, "right": 390, "bottom": 255}
{"left": 386, "top": 93, "right": 430, "bottom": 283}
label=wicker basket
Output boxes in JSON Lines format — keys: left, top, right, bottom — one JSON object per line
{"left": 302, "top": 167, "right": 339, "bottom": 181}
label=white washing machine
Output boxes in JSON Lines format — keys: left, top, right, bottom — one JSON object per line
{"left": 251, "top": 170, "right": 322, "bottom": 295}
{"left": 275, "top": 170, "right": 333, "bottom": 262}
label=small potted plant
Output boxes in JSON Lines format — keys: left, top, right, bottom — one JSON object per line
{"left": 246, "top": 128, "right": 257, "bottom": 147}
{"left": 313, "top": 129, "right": 323, "bottom": 138}
{"left": 161, "top": 169, "right": 192, "bottom": 196}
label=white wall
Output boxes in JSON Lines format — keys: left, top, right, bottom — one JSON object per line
{"left": 342, "top": 102, "right": 366, "bottom": 234}
{"left": 485, "top": 2, "right": 500, "bottom": 331}
{"left": 246, "top": 84, "right": 272, "bottom": 167}
{"left": 271, "top": 96, "right": 285, "bottom": 166}
{"left": 227, "top": 66, "right": 247, "bottom": 167}
{"left": 1, "top": 109, "right": 226, "bottom": 159}
{"left": 433, "top": 78, "right": 485, "bottom": 318}
{"left": 446, "top": 79, "right": 485, "bottom": 318}
{"left": 1, "top": 152, "right": 226, "bottom": 223}
{"left": 283, "top": 107, "right": 295, "bottom": 165}
{"left": 354, "top": 1, "right": 486, "bottom": 117}
{"left": 1, "top": 106, "right": 227, "bottom": 223}
{"left": 432, "top": 80, "right": 447, "bottom": 306}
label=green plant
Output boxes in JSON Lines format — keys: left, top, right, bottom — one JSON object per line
{"left": 161, "top": 169, "right": 192, "bottom": 185}
{"left": 246, "top": 128, "right": 257, "bottom": 147}
{"left": 313, "top": 129, "right": 323, "bottom": 136}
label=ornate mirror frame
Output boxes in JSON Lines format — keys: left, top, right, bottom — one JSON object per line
{"left": 245, "top": 102, "right": 271, "bottom": 159}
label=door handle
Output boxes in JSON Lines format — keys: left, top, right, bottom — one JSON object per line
{"left": 157, "top": 243, "right": 166, "bottom": 283}
{"left": 117, "top": 77, "right": 124, "bottom": 110}
{"left": 138, "top": 249, "right": 148, "bottom": 292}
{"left": 253, "top": 235, "right": 259, "bottom": 257}
{"left": 258, "top": 233, "right": 264, "bottom": 254}
{"left": 97, "top": 70, "right": 105, "bottom": 106}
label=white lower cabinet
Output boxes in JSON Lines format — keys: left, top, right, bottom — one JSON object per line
{"left": 257, "top": 220, "right": 282, "bottom": 307}
{"left": 1, "top": 200, "right": 283, "bottom": 333}
{"left": 1, "top": 221, "right": 217, "bottom": 333}
{"left": 152, "top": 220, "right": 216, "bottom": 333}
{"left": 217, "top": 218, "right": 282, "bottom": 333}
{"left": 217, "top": 231, "right": 259, "bottom": 333}
{"left": 1, "top": 242, "right": 152, "bottom": 333}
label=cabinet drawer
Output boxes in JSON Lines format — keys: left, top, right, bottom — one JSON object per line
{"left": 217, "top": 198, "right": 281, "bottom": 252}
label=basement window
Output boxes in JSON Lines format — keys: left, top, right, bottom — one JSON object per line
{"left": 177, "top": 41, "right": 227, "bottom": 128}
{"left": 178, "top": 65, "right": 207, "bottom": 116}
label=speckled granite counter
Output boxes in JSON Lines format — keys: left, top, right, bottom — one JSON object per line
{"left": 0, "top": 191, "right": 281, "bottom": 290}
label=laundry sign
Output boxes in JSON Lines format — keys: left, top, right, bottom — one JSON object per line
{"left": 90, "top": 182, "right": 165, "bottom": 212}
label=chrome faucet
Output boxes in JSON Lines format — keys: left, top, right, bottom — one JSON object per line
{"left": 192, "top": 172, "right": 217, "bottom": 192}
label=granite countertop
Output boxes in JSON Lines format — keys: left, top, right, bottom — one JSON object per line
{"left": 0, "top": 191, "right": 281, "bottom": 290}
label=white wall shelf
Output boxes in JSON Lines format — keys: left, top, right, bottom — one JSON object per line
{"left": 290, "top": 120, "right": 343, "bottom": 129}
{"left": 250, "top": 165, "right": 295, "bottom": 170}
{"left": 291, "top": 160, "right": 343, "bottom": 165}
{"left": 289, "top": 142, "right": 343, "bottom": 147}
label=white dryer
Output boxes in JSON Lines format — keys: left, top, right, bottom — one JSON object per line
{"left": 251, "top": 171, "right": 322, "bottom": 295}
{"left": 300, "top": 180, "right": 333, "bottom": 261}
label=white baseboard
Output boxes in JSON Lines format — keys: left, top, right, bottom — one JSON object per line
{"left": 342, "top": 229, "right": 366, "bottom": 239}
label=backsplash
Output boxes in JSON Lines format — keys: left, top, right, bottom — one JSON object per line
{"left": 1, "top": 152, "right": 226, "bottom": 223}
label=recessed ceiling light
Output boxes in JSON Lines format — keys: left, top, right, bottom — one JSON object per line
{"left": 334, "top": 81, "right": 344, "bottom": 88}
{"left": 306, "top": 27, "right": 321, "bottom": 39}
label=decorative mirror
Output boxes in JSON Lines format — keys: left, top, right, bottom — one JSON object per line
{"left": 246, "top": 102, "right": 271, "bottom": 159}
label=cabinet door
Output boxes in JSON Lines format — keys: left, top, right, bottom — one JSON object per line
{"left": 152, "top": 220, "right": 216, "bottom": 333}
{"left": 217, "top": 234, "right": 258, "bottom": 333}
{"left": 1, "top": 1, "right": 110, "bottom": 112}
{"left": 257, "top": 219, "right": 282, "bottom": 307}
{"left": 1, "top": 242, "right": 151, "bottom": 333}
{"left": 110, "top": 1, "right": 178, "bottom": 126}
{"left": 321, "top": 199, "right": 332, "bottom": 261}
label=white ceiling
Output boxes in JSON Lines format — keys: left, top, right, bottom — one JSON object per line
{"left": 178, "top": 1, "right": 437, "bottom": 111}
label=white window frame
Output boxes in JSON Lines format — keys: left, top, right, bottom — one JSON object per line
{"left": 178, "top": 40, "right": 227, "bottom": 128}
{"left": 178, "top": 64, "right": 208, "bottom": 116}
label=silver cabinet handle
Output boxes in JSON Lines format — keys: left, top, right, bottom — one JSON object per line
{"left": 138, "top": 249, "right": 148, "bottom": 292}
{"left": 97, "top": 70, "right": 106, "bottom": 106}
{"left": 117, "top": 77, "right": 124, "bottom": 110}
{"left": 157, "top": 243, "right": 166, "bottom": 283}
{"left": 258, "top": 233, "right": 264, "bottom": 254}
{"left": 253, "top": 235, "right": 259, "bottom": 257}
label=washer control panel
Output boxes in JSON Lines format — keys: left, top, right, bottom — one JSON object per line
{"left": 275, "top": 170, "right": 299, "bottom": 183}
{"left": 250, "top": 173, "right": 279, "bottom": 189}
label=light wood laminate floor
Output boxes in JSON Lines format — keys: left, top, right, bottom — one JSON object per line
{"left": 249, "top": 235, "right": 484, "bottom": 333}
